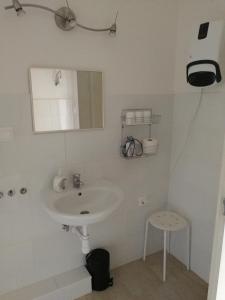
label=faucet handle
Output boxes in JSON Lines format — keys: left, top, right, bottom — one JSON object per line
{"left": 79, "top": 180, "right": 84, "bottom": 187}
{"left": 72, "top": 173, "right": 84, "bottom": 188}
{"left": 73, "top": 173, "right": 80, "bottom": 178}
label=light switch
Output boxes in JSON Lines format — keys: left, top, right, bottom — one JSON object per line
{"left": 0, "top": 127, "right": 14, "bottom": 142}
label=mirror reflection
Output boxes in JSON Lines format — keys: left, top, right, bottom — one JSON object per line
{"left": 30, "top": 68, "right": 103, "bottom": 132}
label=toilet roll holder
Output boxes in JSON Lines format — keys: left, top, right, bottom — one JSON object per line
{"left": 120, "top": 109, "right": 161, "bottom": 159}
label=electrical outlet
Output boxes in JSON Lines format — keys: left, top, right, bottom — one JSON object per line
{"left": 138, "top": 196, "right": 150, "bottom": 206}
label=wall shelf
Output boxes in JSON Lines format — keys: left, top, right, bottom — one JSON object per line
{"left": 120, "top": 152, "right": 156, "bottom": 160}
{"left": 120, "top": 109, "right": 161, "bottom": 159}
{"left": 121, "top": 111, "right": 161, "bottom": 127}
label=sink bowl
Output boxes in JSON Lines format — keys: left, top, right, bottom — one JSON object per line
{"left": 44, "top": 180, "right": 124, "bottom": 226}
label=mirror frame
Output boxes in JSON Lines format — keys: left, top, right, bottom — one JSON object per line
{"left": 29, "top": 66, "right": 105, "bottom": 134}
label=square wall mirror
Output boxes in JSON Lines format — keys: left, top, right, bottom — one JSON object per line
{"left": 29, "top": 68, "right": 103, "bottom": 133}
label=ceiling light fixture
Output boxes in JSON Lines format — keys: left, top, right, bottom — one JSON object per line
{"left": 5, "top": 0, "right": 118, "bottom": 35}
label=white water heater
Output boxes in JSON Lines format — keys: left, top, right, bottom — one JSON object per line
{"left": 187, "top": 20, "right": 225, "bottom": 87}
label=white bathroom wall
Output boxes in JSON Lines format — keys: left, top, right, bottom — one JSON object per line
{"left": 0, "top": 0, "right": 178, "bottom": 295}
{"left": 168, "top": 0, "right": 225, "bottom": 282}
{"left": 168, "top": 91, "right": 225, "bottom": 282}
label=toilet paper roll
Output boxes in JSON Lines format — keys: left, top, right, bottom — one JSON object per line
{"left": 143, "top": 138, "right": 158, "bottom": 154}
{"left": 135, "top": 110, "right": 144, "bottom": 124}
{"left": 125, "top": 111, "right": 135, "bottom": 125}
{"left": 144, "top": 110, "right": 152, "bottom": 124}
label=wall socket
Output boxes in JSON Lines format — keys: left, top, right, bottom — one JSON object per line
{"left": 138, "top": 196, "right": 150, "bottom": 206}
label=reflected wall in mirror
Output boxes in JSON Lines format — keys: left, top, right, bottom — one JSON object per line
{"left": 30, "top": 68, "right": 103, "bottom": 133}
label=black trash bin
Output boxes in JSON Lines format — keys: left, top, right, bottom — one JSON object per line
{"left": 86, "top": 248, "right": 113, "bottom": 291}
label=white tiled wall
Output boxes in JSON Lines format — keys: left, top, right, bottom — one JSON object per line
{"left": 169, "top": 0, "right": 225, "bottom": 282}
{"left": 0, "top": 93, "right": 173, "bottom": 295}
{"left": 168, "top": 91, "right": 225, "bottom": 282}
{"left": 0, "top": 0, "right": 178, "bottom": 295}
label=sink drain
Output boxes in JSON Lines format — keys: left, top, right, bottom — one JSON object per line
{"left": 80, "top": 210, "right": 90, "bottom": 215}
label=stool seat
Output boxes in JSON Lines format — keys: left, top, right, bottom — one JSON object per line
{"left": 143, "top": 210, "right": 191, "bottom": 282}
{"left": 149, "top": 211, "right": 188, "bottom": 232}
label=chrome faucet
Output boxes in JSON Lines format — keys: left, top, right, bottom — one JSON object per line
{"left": 72, "top": 173, "right": 84, "bottom": 189}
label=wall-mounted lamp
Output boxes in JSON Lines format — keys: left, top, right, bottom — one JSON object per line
{"left": 5, "top": 0, "right": 118, "bottom": 35}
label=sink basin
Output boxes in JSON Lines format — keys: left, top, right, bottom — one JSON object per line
{"left": 44, "top": 180, "right": 124, "bottom": 226}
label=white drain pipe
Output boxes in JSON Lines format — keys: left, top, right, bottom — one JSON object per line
{"left": 71, "top": 225, "right": 90, "bottom": 254}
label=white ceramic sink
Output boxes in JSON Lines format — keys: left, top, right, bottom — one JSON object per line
{"left": 44, "top": 180, "right": 123, "bottom": 227}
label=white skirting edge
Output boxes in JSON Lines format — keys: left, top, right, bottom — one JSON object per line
{"left": 0, "top": 267, "right": 92, "bottom": 300}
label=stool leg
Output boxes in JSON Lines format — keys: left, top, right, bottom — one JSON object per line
{"left": 143, "top": 221, "right": 149, "bottom": 261}
{"left": 168, "top": 231, "right": 171, "bottom": 254}
{"left": 163, "top": 230, "right": 167, "bottom": 282}
{"left": 187, "top": 225, "right": 191, "bottom": 271}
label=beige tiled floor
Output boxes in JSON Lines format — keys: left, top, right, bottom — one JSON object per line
{"left": 79, "top": 252, "right": 208, "bottom": 300}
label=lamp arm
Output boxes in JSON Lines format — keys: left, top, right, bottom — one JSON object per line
{"left": 5, "top": 3, "right": 66, "bottom": 20}
{"left": 76, "top": 22, "right": 114, "bottom": 32}
{"left": 5, "top": 3, "right": 117, "bottom": 33}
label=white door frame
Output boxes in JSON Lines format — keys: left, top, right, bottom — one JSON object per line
{"left": 208, "top": 133, "right": 225, "bottom": 300}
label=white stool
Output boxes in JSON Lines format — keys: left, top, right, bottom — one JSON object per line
{"left": 143, "top": 211, "right": 191, "bottom": 282}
